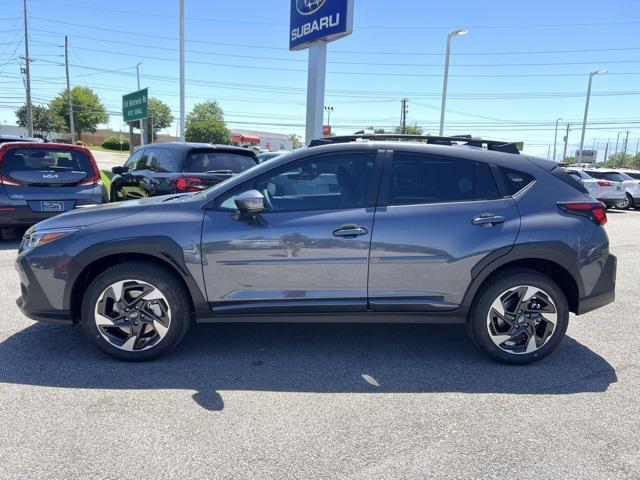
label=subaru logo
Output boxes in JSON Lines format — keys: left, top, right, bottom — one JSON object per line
{"left": 296, "top": 0, "right": 326, "bottom": 15}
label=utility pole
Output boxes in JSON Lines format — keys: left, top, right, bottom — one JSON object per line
{"left": 562, "top": 123, "right": 570, "bottom": 162}
{"left": 547, "top": 145, "right": 551, "bottom": 160}
{"left": 603, "top": 139, "right": 609, "bottom": 166}
{"left": 179, "top": 0, "right": 186, "bottom": 141}
{"left": 635, "top": 138, "right": 639, "bottom": 157}
{"left": 553, "top": 118, "right": 562, "bottom": 161}
{"left": 64, "top": 36, "right": 75, "bottom": 143}
{"left": 23, "top": 0, "right": 33, "bottom": 137}
{"left": 400, "top": 98, "right": 408, "bottom": 134}
{"left": 623, "top": 130, "right": 629, "bottom": 162}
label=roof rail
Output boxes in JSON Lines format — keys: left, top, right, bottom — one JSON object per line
{"left": 309, "top": 134, "right": 521, "bottom": 155}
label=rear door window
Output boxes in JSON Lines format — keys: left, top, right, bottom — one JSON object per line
{"left": 185, "top": 149, "right": 257, "bottom": 174}
{"left": 1, "top": 147, "right": 94, "bottom": 184}
{"left": 387, "top": 154, "right": 500, "bottom": 205}
{"left": 149, "top": 148, "right": 180, "bottom": 173}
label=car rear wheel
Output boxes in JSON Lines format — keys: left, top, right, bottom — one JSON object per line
{"left": 81, "top": 262, "right": 191, "bottom": 361}
{"left": 617, "top": 193, "right": 632, "bottom": 210}
{"left": 468, "top": 270, "right": 569, "bottom": 364}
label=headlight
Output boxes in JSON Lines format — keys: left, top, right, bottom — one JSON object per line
{"left": 20, "top": 227, "right": 81, "bottom": 253}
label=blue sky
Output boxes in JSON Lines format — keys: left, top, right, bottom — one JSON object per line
{"left": 0, "top": 0, "right": 639, "bottom": 157}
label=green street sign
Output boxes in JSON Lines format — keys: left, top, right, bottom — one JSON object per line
{"left": 122, "top": 88, "right": 148, "bottom": 122}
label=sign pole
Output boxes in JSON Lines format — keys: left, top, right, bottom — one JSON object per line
{"left": 305, "top": 41, "right": 327, "bottom": 146}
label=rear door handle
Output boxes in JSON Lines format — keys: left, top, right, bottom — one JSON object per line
{"left": 333, "top": 224, "right": 368, "bottom": 238}
{"left": 472, "top": 215, "right": 505, "bottom": 227}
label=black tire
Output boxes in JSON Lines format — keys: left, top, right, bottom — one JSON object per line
{"left": 81, "top": 261, "right": 192, "bottom": 361}
{"left": 617, "top": 193, "right": 632, "bottom": 211}
{"left": 467, "top": 269, "right": 569, "bottom": 365}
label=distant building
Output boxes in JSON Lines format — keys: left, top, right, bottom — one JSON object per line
{"left": 231, "top": 129, "right": 292, "bottom": 151}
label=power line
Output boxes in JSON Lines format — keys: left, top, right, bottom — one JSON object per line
{"left": 24, "top": 0, "right": 640, "bottom": 31}
{"left": 29, "top": 29, "right": 640, "bottom": 68}
{"left": 28, "top": 17, "right": 640, "bottom": 57}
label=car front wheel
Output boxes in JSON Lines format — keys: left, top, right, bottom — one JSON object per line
{"left": 81, "top": 262, "right": 191, "bottom": 361}
{"left": 468, "top": 270, "right": 569, "bottom": 364}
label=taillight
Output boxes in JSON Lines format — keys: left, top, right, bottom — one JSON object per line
{"left": 77, "top": 173, "right": 100, "bottom": 186}
{"left": 558, "top": 202, "right": 608, "bottom": 226}
{"left": 172, "top": 177, "right": 205, "bottom": 192}
{"left": 597, "top": 181, "right": 613, "bottom": 187}
{"left": 0, "top": 175, "right": 22, "bottom": 186}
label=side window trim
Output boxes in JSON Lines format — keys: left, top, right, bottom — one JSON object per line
{"left": 212, "top": 150, "right": 383, "bottom": 213}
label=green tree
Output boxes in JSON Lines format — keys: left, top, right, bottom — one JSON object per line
{"left": 289, "top": 133, "right": 303, "bottom": 149}
{"left": 49, "top": 86, "right": 108, "bottom": 140}
{"left": 128, "top": 97, "right": 173, "bottom": 142}
{"left": 603, "top": 152, "right": 637, "bottom": 168}
{"left": 394, "top": 123, "right": 424, "bottom": 135}
{"left": 185, "top": 100, "right": 230, "bottom": 144}
{"left": 15, "top": 104, "right": 61, "bottom": 139}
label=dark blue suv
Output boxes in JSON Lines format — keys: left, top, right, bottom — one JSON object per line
{"left": 15, "top": 135, "right": 616, "bottom": 363}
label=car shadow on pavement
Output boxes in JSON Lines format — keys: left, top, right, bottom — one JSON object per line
{"left": 0, "top": 322, "right": 617, "bottom": 411}
{"left": 0, "top": 240, "right": 20, "bottom": 251}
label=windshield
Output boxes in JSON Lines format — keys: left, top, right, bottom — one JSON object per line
{"left": 623, "top": 171, "right": 640, "bottom": 180}
{"left": 185, "top": 150, "right": 257, "bottom": 174}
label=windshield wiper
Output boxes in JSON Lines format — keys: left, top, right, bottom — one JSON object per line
{"left": 205, "top": 170, "right": 234, "bottom": 175}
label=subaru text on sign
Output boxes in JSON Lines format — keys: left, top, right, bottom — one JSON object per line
{"left": 290, "top": 0, "right": 355, "bottom": 50}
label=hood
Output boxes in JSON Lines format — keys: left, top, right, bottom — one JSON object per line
{"left": 32, "top": 196, "right": 169, "bottom": 230}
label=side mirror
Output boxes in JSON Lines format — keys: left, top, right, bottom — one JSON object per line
{"left": 112, "top": 166, "right": 128, "bottom": 175}
{"left": 234, "top": 189, "right": 265, "bottom": 214}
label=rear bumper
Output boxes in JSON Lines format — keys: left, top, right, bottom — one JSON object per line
{"left": 0, "top": 205, "right": 61, "bottom": 227}
{"left": 577, "top": 253, "right": 617, "bottom": 315}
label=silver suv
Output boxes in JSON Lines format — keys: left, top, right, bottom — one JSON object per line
{"left": 15, "top": 135, "right": 617, "bottom": 364}
{"left": 565, "top": 168, "right": 626, "bottom": 208}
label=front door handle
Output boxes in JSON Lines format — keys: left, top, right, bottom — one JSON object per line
{"left": 333, "top": 224, "right": 368, "bottom": 238}
{"left": 472, "top": 215, "right": 505, "bottom": 227}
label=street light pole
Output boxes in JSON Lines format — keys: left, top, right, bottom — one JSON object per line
{"left": 553, "top": 117, "right": 562, "bottom": 161}
{"left": 562, "top": 123, "right": 570, "bottom": 162}
{"left": 179, "top": 0, "right": 185, "bottom": 142}
{"left": 324, "top": 106, "right": 333, "bottom": 127}
{"left": 577, "top": 69, "right": 606, "bottom": 163}
{"left": 439, "top": 29, "right": 467, "bottom": 136}
{"left": 136, "top": 62, "right": 145, "bottom": 146}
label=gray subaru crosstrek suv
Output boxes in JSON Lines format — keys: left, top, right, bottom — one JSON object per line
{"left": 15, "top": 135, "right": 616, "bottom": 363}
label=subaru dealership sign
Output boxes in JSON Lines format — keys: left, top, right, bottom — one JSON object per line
{"left": 290, "top": 0, "right": 354, "bottom": 50}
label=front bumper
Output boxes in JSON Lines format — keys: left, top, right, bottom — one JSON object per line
{"left": 15, "top": 243, "right": 74, "bottom": 324}
{"left": 577, "top": 253, "right": 617, "bottom": 315}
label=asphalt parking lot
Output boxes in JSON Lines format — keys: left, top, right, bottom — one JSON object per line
{"left": 0, "top": 211, "right": 638, "bottom": 479}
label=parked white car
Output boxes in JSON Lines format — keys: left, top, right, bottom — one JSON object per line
{"left": 598, "top": 170, "right": 640, "bottom": 210}
{"left": 565, "top": 168, "right": 626, "bottom": 208}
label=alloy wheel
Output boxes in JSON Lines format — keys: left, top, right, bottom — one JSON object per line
{"left": 486, "top": 285, "right": 557, "bottom": 355}
{"left": 94, "top": 279, "right": 172, "bottom": 352}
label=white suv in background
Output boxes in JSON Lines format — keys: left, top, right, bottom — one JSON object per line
{"left": 565, "top": 168, "right": 626, "bottom": 208}
{"left": 597, "top": 170, "right": 640, "bottom": 210}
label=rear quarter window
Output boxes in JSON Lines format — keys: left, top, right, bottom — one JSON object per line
{"left": 499, "top": 167, "right": 535, "bottom": 196}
